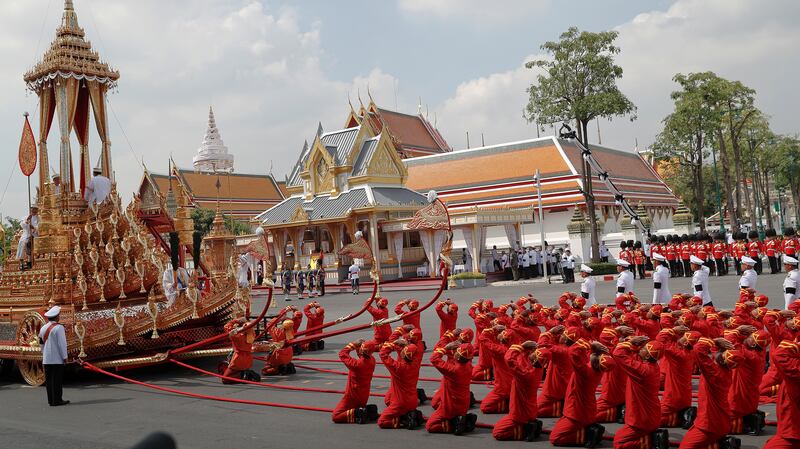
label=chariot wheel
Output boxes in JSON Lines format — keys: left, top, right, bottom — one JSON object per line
{"left": 15, "top": 311, "right": 45, "bottom": 386}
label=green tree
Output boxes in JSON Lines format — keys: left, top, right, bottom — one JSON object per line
{"left": 191, "top": 207, "right": 251, "bottom": 239}
{"left": 524, "top": 26, "right": 636, "bottom": 261}
{"left": 773, "top": 135, "right": 800, "bottom": 226}
{"left": 0, "top": 217, "right": 21, "bottom": 264}
{"left": 652, "top": 72, "right": 724, "bottom": 231}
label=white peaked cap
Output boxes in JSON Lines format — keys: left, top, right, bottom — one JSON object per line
{"left": 652, "top": 253, "right": 666, "bottom": 262}
{"left": 783, "top": 255, "right": 799, "bottom": 265}
{"left": 44, "top": 306, "right": 61, "bottom": 318}
{"left": 580, "top": 264, "right": 593, "bottom": 273}
{"left": 616, "top": 260, "right": 630, "bottom": 267}
{"left": 741, "top": 256, "right": 756, "bottom": 266}
{"left": 690, "top": 255, "right": 705, "bottom": 265}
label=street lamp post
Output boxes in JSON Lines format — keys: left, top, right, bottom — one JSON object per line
{"left": 534, "top": 170, "right": 548, "bottom": 279}
{"left": 711, "top": 144, "right": 725, "bottom": 233}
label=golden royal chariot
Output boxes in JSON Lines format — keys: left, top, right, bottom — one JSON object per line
{"left": 0, "top": 0, "right": 247, "bottom": 386}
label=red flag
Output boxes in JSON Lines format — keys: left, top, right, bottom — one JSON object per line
{"left": 18, "top": 114, "right": 37, "bottom": 177}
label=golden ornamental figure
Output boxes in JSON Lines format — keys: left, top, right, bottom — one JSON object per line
{"left": 116, "top": 267, "right": 126, "bottom": 299}
{"left": 113, "top": 302, "right": 126, "bottom": 346}
{"left": 146, "top": 290, "right": 159, "bottom": 339}
{"left": 74, "top": 321, "right": 87, "bottom": 359}
{"left": 134, "top": 260, "right": 146, "bottom": 293}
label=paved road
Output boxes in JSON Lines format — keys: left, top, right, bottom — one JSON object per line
{"left": 0, "top": 272, "right": 788, "bottom": 449}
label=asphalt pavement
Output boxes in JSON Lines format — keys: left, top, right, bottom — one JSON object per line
{"left": 0, "top": 271, "right": 788, "bottom": 449}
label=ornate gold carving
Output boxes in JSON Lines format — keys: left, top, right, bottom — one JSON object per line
{"left": 368, "top": 147, "right": 400, "bottom": 177}
{"left": 290, "top": 205, "right": 310, "bottom": 223}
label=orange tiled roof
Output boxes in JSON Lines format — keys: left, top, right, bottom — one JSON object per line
{"left": 376, "top": 108, "right": 450, "bottom": 154}
{"left": 403, "top": 137, "right": 679, "bottom": 213}
{"left": 149, "top": 169, "right": 284, "bottom": 218}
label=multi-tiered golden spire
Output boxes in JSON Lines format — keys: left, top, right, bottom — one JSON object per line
{"left": 24, "top": 0, "right": 120, "bottom": 194}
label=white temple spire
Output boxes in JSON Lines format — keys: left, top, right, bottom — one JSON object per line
{"left": 193, "top": 106, "right": 234, "bottom": 173}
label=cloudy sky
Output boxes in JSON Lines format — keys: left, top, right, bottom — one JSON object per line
{"left": 1, "top": 0, "right": 798, "bottom": 218}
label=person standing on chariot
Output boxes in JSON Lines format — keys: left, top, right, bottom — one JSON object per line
{"left": 84, "top": 165, "right": 112, "bottom": 206}
{"left": 16, "top": 205, "right": 39, "bottom": 270}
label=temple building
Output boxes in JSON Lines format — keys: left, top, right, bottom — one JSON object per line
{"left": 404, "top": 136, "right": 682, "bottom": 270}
{"left": 138, "top": 108, "right": 284, "bottom": 222}
{"left": 257, "top": 101, "right": 435, "bottom": 283}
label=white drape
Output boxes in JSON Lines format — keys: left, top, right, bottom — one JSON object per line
{"left": 420, "top": 230, "right": 433, "bottom": 274}
{"left": 393, "top": 232, "right": 404, "bottom": 278}
{"left": 433, "top": 229, "right": 448, "bottom": 276}
{"left": 503, "top": 224, "right": 519, "bottom": 250}
{"left": 461, "top": 226, "right": 475, "bottom": 272}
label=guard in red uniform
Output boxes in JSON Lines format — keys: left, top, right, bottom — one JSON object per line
{"left": 378, "top": 340, "right": 423, "bottom": 429}
{"left": 763, "top": 339, "right": 800, "bottom": 449}
{"left": 493, "top": 342, "right": 547, "bottom": 441}
{"left": 782, "top": 228, "right": 797, "bottom": 259}
{"left": 612, "top": 336, "right": 667, "bottom": 449}
{"left": 658, "top": 328, "right": 698, "bottom": 428}
{"left": 729, "top": 328, "right": 769, "bottom": 435}
{"left": 666, "top": 236, "right": 680, "bottom": 277}
{"left": 712, "top": 234, "right": 728, "bottom": 276}
{"left": 435, "top": 299, "right": 459, "bottom": 337}
{"left": 549, "top": 339, "right": 614, "bottom": 448}
{"left": 678, "top": 338, "right": 741, "bottom": 449}
{"left": 746, "top": 230, "right": 764, "bottom": 274}
{"left": 367, "top": 297, "right": 392, "bottom": 344}
{"left": 220, "top": 318, "right": 258, "bottom": 384}
{"left": 480, "top": 326, "right": 516, "bottom": 413}
{"left": 765, "top": 229, "right": 781, "bottom": 274}
{"left": 395, "top": 299, "right": 421, "bottom": 328}
{"left": 680, "top": 236, "right": 692, "bottom": 278}
{"left": 332, "top": 340, "right": 377, "bottom": 424}
{"left": 261, "top": 319, "right": 296, "bottom": 376}
{"left": 303, "top": 301, "right": 325, "bottom": 350}
{"left": 426, "top": 342, "right": 476, "bottom": 434}
{"left": 537, "top": 325, "right": 575, "bottom": 417}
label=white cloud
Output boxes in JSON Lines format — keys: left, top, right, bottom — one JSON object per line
{"left": 397, "top": 0, "right": 549, "bottom": 23}
{"left": 430, "top": 0, "right": 800, "bottom": 154}
{"left": 0, "top": 0, "right": 400, "bottom": 217}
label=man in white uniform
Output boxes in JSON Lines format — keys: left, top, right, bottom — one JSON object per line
{"left": 782, "top": 255, "right": 799, "bottom": 310}
{"left": 561, "top": 249, "right": 575, "bottom": 283}
{"left": 690, "top": 255, "right": 712, "bottom": 306}
{"left": 739, "top": 256, "right": 758, "bottom": 292}
{"left": 599, "top": 241, "right": 610, "bottom": 263}
{"left": 16, "top": 206, "right": 40, "bottom": 269}
{"left": 616, "top": 259, "right": 634, "bottom": 298}
{"left": 579, "top": 264, "right": 596, "bottom": 305}
{"left": 520, "top": 249, "right": 530, "bottom": 279}
{"left": 651, "top": 253, "right": 671, "bottom": 304}
{"left": 84, "top": 166, "right": 112, "bottom": 206}
{"left": 38, "top": 306, "right": 69, "bottom": 406}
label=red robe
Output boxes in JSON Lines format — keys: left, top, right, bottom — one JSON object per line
{"left": 537, "top": 332, "right": 573, "bottom": 417}
{"left": 657, "top": 329, "right": 694, "bottom": 426}
{"left": 550, "top": 340, "right": 610, "bottom": 446}
{"left": 471, "top": 314, "right": 493, "bottom": 380}
{"left": 595, "top": 328, "right": 627, "bottom": 422}
{"left": 493, "top": 345, "right": 545, "bottom": 440}
{"left": 395, "top": 302, "right": 421, "bottom": 328}
{"left": 435, "top": 301, "right": 458, "bottom": 337}
{"left": 222, "top": 330, "right": 253, "bottom": 383}
{"left": 426, "top": 347, "right": 472, "bottom": 433}
{"left": 612, "top": 342, "right": 661, "bottom": 449}
{"left": 366, "top": 304, "right": 391, "bottom": 343}
{"left": 763, "top": 341, "right": 800, "bottom": 449}
{"left": 728, "top": 345, "right": 765, "bottom": 433}
{"left": 479, "top": 330, "right": 513, "bottom": 413}
{"left": 332, "top": 344, "right": 376, "bottom": 423}
{"left": 378, "top": 343, "right": 419, "bottom": 428}
{"left": 261, "top": 326, "right": 294, "bottom": 375}
{"left": 303, "top": 304, "right": 324, "bottom": 334}
{"left": 431, "top": 332, "right": 460, "bottom": 410}
{"left": 678, "top": 342, "right": 733, "bottom": 449}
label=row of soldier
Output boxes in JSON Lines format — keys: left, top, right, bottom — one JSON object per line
{"left": 221, "top": 284, "right": 799, "bottom": 449}
{"left": 620, "top": 228, "right": 800, "bottom": 280}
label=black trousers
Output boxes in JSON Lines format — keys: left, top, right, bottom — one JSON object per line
{"left": 715, "top": 258, "right": 725, "bottom": 276}
{"left": 319, "top": 281, "right": 325, "bottom": 296}
{"left": 563, "top": 268, "right": 574, "bottom": 283}
{"left": 493, "top": 260, "right": 502, "bottom": 272}
{"left": 734, "top": 259, "right": 742, "bottom": 275}
{"left": 44, "top": 364, "right": 64, "bottom": 405}
{"left": 768, "top": 256, "right": 779, "bottom": 274}
{"left": 637, "top": 264, "right": 645, "bottom": 280}
{"left": 755, "top": 258, "right": 763, "bottom": 275}
{"left": 683, "top": 260, "right": 692, "bottom": 277}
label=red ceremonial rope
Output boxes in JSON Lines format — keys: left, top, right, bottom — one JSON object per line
{"left": 169, "top": 287, "right": 274, "bottom": 356}
{"left": 81, "top": 361, "right": 332, "bottom": 412}
{"left": 292, "top": 283, "right": 378, "bottom": 338}
{"left": 169, "top": 359, "right": 389, "bottom": 398}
